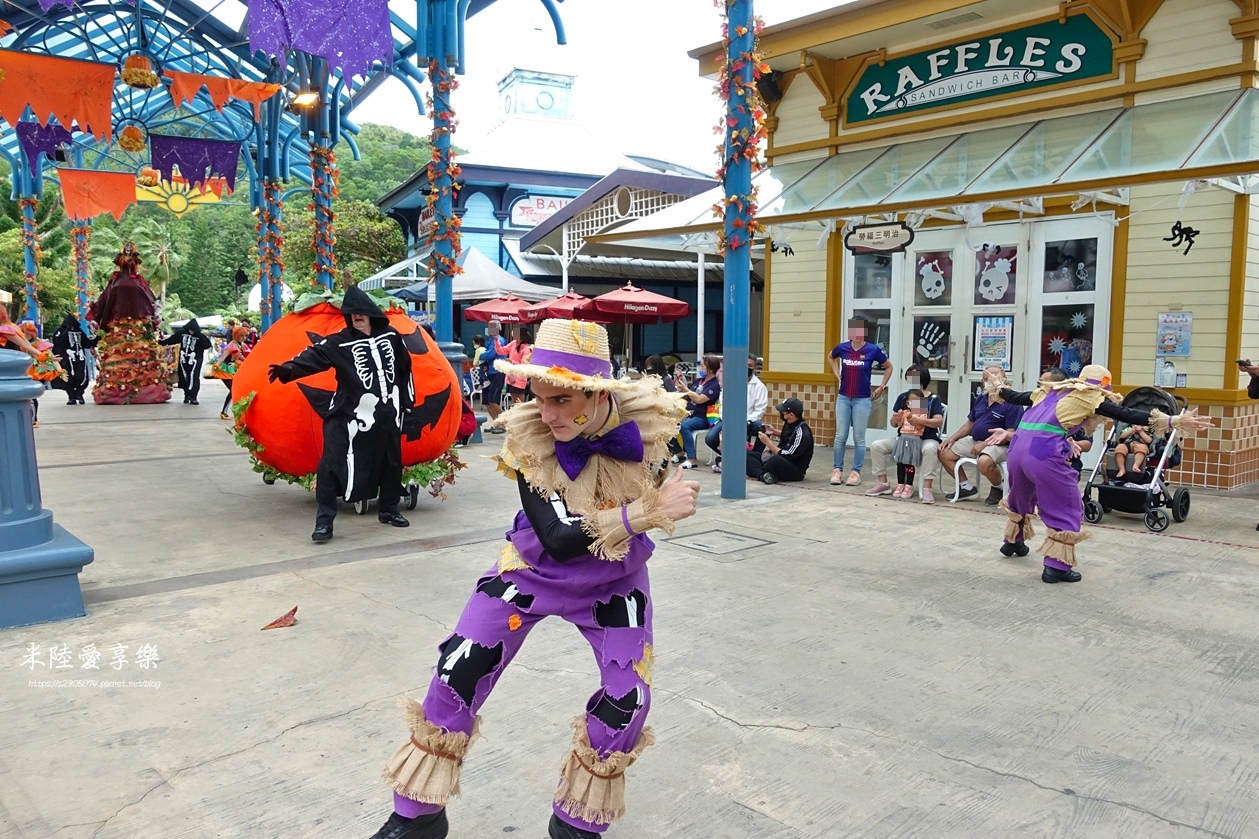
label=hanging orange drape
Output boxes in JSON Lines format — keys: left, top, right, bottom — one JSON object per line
{"left": 0, "top": 50, "right": 114, "bottom": 139}
{"left": 58, "top": 169, "right": 137, "bottom": 222}
{"left": 165, "top": 70, "right": 283, "bottom": 119}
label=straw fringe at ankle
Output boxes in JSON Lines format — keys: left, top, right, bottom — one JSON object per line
{"left": 554, "top": 717, "right": 654, "bottom": 826}
{"left": 999, "top": 497, "right": 1036, "bottom": 543}
{"left": 1037, "top": 527, "right": 1091, "bottom": 567}
{"left": 381, "top": 697, "right": 480, "bottom": 805}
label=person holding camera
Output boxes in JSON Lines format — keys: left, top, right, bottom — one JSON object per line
{"left": 747, "top": 397, "right": 814, "bottom": 484}
{"left": 704, "top": 354, "right": 768, "bottom": 473}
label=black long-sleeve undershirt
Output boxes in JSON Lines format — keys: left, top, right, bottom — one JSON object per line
{"left": 998, "top": 387, "right": 1162, "bottom": 427}
{"left": 517, "top": 474, "right": 596, "bottom": 562}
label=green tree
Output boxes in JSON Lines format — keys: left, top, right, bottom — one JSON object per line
{"left": 282, "top": 198, "right": 404, "bottom": 286}
{"left": 0, "top": 181, "right": 74, "bottom": 322}
{"left": 336, "top": 124, "right": 438, "bottom": 204}
{"left": 131, "top": 217, "right": 183, "bottom": 303}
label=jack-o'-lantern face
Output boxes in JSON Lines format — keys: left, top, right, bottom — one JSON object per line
{"left": 231, "top": 303, "right": 461, "bottom": 478}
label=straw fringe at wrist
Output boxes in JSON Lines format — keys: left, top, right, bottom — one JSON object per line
{"left": 554, "top": 717, "right": 654, "bottom": 826}
{"left": 1037, "top": 527, "right": 1091, "bottom": 567}
{"left": 999, "top": 497, "right": 1036, "bottom": 543}
{"left": 381, "top": 697, "right": 481, "bottom": 805}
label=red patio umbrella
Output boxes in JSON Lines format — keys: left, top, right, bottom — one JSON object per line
{"left": 590, "top": 284, "right": 691, "bottom": 369}
{"left": 463, "top": 294, "right": 532, "bottom": 324}
{"left": 520, "top": 291, "right": 607, "bottom": 323}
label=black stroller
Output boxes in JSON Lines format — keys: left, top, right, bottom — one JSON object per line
{"left": 1082, "top": 387, "right": 1190, "bottom": 533}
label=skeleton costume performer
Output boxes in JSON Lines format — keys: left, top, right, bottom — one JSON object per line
{"left": 373, "top": 319, "right": 687, "bottom": 839}
{"left": 268, "top": 287, "right": 414, "bottom": 536}
{"left": 49, "top": 314, "right": 99, "bottom": 404}
{"left": 159, "top": 320, "right": 211, "bottom": 404}
{"left": 994, "top": 364, "right": 1208, "bottom": 583}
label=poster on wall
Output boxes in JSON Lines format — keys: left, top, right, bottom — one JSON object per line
{"left": 974, "top": 316, "right": 1014, "bottom": 371}
{"left": 1043, "top": 238, "right": 1098, "bottom": 292}
{"left": 1156, "top": 311, "right": 1192, "bottom": 357}
{"left": 913, "top": 251, "right": 953, "bottom": 307}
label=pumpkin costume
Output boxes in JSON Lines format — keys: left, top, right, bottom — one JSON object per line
{"left": 268, "top": 287, "right": 415, "bottom": 539}
{"left": 995, "top": 365, "right": 1209, "bottom": 583}
{"left": 372, "top": 319, "right": 687, "bottom": 839}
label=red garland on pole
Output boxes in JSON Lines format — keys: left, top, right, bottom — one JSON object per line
{"left": 711, "top": 0, "right": 768, "bottom": 255}
{"left": 19, "top": 197, "right": 42, "bottom": 315}
{"left": 309, "top": 145, "right": 338, "bottom": 288}
{"left": 426, "top": 60, "right": 463, "bottom": 285}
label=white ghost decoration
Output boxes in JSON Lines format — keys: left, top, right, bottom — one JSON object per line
{"left": 920, "top": 261, "right": 946, "bottom": 300}
{"left": 977, "top": 258, "right": 1012, "bottom": 302}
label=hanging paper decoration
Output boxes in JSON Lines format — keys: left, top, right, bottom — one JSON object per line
{"left": 165, "top": 70, "right": 282, "bottom": 119}
{"left": 149, "top": 134, "right": 240, "bottom": 194}
{"left": 121, "top": 54, "right": 159, "bottom": 89}
{"left": 39, "top": 0, "right": 134, "bottom": 9}
{"left": 58, "top": 169, "right": 137, "bottom": 221}
{"left": 118, "top": 124, "right": 147, "bottom": 153}
{"left": 246, "top": 0, "right": 392, "bottom": 77}
{"left": 0, "top": 50, "right": 115, "bottom": 139}
{"left": 15, "top": 122, "right": 72, "bottom": 177}
{"left": 135, "top": 168, "right": 226, "bottom": 217}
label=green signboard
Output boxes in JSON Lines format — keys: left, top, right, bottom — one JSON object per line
{"left": 846, "top": 14, "right": 1115, "bottom": 125}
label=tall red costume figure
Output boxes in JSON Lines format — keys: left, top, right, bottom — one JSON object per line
{"left": 88, "top": 243, "right": 171, "bottom": 404}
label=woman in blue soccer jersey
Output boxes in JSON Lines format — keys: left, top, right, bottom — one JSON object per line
{"left": 827, "top": 317, "right": 893, "bottom": 486}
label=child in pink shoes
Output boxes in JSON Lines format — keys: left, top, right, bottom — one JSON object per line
{"left": 891, "top": 389, "right": 929, "bottom": 499}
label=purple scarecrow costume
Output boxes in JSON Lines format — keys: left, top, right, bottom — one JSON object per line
{"left": 995, "top": 364, "right": 1208, "bottom": 583}
{"left": 371, "top": 319, "right": 686, "bottom": 839}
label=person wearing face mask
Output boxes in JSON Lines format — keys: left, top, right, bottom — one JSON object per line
{"left": 704, "top": 354, "right": 768, "bottom": 473}
{"left": 938, "top": 365, "right": 1022, "bottom": 506}
{"left": 864, "top": 364, "right": 945, "bottom": 503}
{"left": 747, "top": 397, "right": 814, "bottom": 484}
{"left": 827, "top": 317, "right": 893, "bottom": 487}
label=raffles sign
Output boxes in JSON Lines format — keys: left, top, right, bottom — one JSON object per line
{"left": 845, "top": 222, "right": 914, "bottom": 254}
{"left": 510, "top": 194, "right": 572, "bottom": 227}
{"left": 846, "top": 14, "right": 1114, "bottom": 125}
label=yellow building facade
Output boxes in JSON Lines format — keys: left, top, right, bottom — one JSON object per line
{"left": 667, "top": 0, "right": 1259, "bottom": 490}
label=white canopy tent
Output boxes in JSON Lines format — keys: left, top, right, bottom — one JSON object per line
{"left": 370, "top": 247, "right": 558, "bottom": 302}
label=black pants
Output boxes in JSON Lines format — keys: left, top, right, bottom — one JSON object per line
{"left": 746, "top": 452, "right": 806, "bottom": 482}
{"left": 221, "top": 378, "right": 233, "bottom": 414}
{"left": 183, "top": 366, "right": 202, "bottom": 402}
{"left": 315, "top": 495, "right": 399, "bottom": 528}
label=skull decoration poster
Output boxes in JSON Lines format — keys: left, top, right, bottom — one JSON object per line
{"left": 974, "top": 244, "right": 1017, "bottom": 306}
{"left": 974, "top": 316, "right": 1014, "bottom": 372}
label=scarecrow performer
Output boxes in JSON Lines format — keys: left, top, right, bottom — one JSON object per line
{"left": 267, "top": 287, "right": 415, "bottom": 541}
{"left": 369, "top": 319, "right": 697, "bottom": 839}
{"left": 50, "top": 312, "right": 99, "bottom": 404}
{"left": 992, "top": 364, "right": 1212, "bottom": 583}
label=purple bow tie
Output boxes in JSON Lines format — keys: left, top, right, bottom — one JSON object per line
{"left": 554, "top": 421, "right": 644, "bottom": 480}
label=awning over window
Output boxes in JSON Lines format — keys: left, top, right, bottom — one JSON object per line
{"left": 592, "top": 88, "right": 1259, "bottom": 252}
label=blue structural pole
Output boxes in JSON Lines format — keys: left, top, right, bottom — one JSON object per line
{"left": 310, "top": 143, "right": 336, "bottom": 290}
{"left": 428, "top": 59, "right": 459, "bottom": 344}
{"left": 719, "top": 0, "right": 755, "bottom": 500}
{"left": 20, "top": 195, "right": 39, "bottom": 326}
{"left": 0, "top": 349, "right": 94, "bottom": 628}
{"left": 267, "top": 184, "right": 285, "bottom": 320}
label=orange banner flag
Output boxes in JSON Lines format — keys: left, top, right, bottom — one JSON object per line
{"left": 0, "top": 50, "right": 114, "bottom": 139}
{"left": 165, "top": 70, "right": 282, "bottom": 119}
{"left": 58, "top": 169, "right": 138, "bottom": 222}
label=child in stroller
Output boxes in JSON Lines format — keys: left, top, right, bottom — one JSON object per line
{"left": 1112, "top": 423, "right": 1152, "bottom": 482}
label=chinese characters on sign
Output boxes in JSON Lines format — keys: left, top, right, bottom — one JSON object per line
{"left": 1164, "top": 221, "right": 1199, "bottom": 255}
{"left": 974, "top": 316, "right": 1014, "bottom": 372}
{"left": 1156, "top": 312, "right": 1192, "bottom": 357}
{"left": 844, "top": 221, "right": 915, "bottom": 255}
{"left": 21, "top": 642, "right": 160, "bottom": 670}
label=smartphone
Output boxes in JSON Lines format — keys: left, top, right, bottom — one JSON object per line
{"left": 1237, "top": 359, "right": 1251, "bottom": 367}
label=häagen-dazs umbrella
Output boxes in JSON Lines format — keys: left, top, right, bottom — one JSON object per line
{"left": 591, "top": 284, "right": 691, "bottom": 368}
{"left": 520, "top": 291, "right": 607, "bottom": 324}
{"left": 463, "top": 294, "right": 531, "bottom": 324}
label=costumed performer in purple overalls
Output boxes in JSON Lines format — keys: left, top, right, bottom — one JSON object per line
{"left": 370, "top": 318, "right": 697, "bottom": 839}
{"left": 992, "top": 364, "right": 1212, "bottom": 583}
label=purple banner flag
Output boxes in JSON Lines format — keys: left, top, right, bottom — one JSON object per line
{"left": 247, "top": 0, "right": 392, "bottom": 77}
{"left": 15, "top": 122, "right": 72, "bottom": 177}
{"left": 149, "top": 134, "right": 241, "bottom": 193}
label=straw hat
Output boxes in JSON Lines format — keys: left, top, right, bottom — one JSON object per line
{"left": 494, "top": 318, "right": 625, "bottom": 391}
{"left": 1077, "top": 364, "right": 1113, "bottom": 389}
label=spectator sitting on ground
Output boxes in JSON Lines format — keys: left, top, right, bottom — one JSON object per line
{"left": 675, "top": 354, "right": 721, "bottom": 469}
{"left": 865, "top": 363, "right": 945, "bottom": 504}
{"left": 705, "top": 354, "right": 768, "bottom": 473}
{"left": 938, "top": 365, "right": 1023, "bottom": 506}
{"left": 747, "top": 397, "right": 813, "bottom": 484}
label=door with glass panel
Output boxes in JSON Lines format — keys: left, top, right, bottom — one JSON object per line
{"left": 844, "top": 251, "right": 902, "bottom": 445}
{"left": 902, "top": 224, "right": 1027, "bottom": 437}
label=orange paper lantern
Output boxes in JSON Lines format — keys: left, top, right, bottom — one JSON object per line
{"left": 122, "top": 55, "right": 159, "bottom": 89}
{"left": 118, "top": 125, "right": 146, "bottom": 153}
{"left": 231, "top": 303, "right": 461, "bottom": 479}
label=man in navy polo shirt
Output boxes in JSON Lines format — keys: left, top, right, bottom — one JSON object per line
{"left": 938, "top": 365, "right": 1023, "bottom": 505}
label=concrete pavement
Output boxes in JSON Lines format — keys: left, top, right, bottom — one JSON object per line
{"left": 4, "top": 397, "right": 1259, "bottom": 838}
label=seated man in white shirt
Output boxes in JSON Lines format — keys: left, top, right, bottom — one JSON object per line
{"left": 705, "top": 354, "right": 769, "bottom": 473}
{"left": 864, "top": 363, "right": 946, "bottom": 504}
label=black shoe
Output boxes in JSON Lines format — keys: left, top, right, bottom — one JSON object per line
{"left": 549, "top": 814, "right": 600, "bottom": 839}
{"left": 311, "top": 525, "right": 333, "bottom": 542}
{"left": 985, "top": 487, "right": 1004, "bottom": 506}
{"left": 999, "top": 542, "right": 1030, "bottom": 557}
{"left": 761, "top": 473, "right": 778, "bottom": 484}
{"left": 379, "top": 511, "right": 410, "bottom": 527}
{"left": 68, "top": 399, "right": 78, "bottom": 405}
{"left": 1042, "top": 566, "right": 1082, "bottom": 584}
{"left": 369, "top": 809, "right": 448, "bottom": 839}
{"left": 189, "top": 399, "right": 199, "bottom": 405}
{"left": 954, "top": 485, "right": 979, "bottom": 501}
{"left": 77, "top": 398, "right": 86, "bottom": 404}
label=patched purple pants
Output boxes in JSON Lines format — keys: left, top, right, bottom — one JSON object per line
{"left": 1006, "top": 427, "right": 1084, "bottom": 571}
{"left": 395, "top": 513, "right": 654, "bottom": 834}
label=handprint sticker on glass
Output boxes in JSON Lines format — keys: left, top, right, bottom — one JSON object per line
{"left": 913, "top": 316, "right": 950, "bottom": 369}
